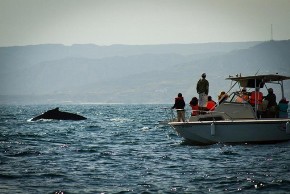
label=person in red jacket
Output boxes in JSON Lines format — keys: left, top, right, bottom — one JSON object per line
{"left": 172, "top": 93, "right": 186, "bottom": 122}
{"left": 206, "top": 96, "right": 216, "bottom": 111}
{"left": 250, "top": 87, "right": 263, "bottom": 107}
{"left": 189, "top": 97, "right": 199, "bottom": 116}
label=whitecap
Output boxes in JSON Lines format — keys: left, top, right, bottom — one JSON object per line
{"left": 110, "top": 118, "right": 133, "bottom": 123}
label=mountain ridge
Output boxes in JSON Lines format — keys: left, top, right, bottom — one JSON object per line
{"left": 1, "top": 40, "right": 290, "bottom": 104}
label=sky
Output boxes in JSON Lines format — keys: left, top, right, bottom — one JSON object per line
{"left": 0, "top": 0, "right": 290, "bottom": 46}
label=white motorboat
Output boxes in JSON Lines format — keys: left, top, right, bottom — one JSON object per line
{"left": 169, "top": 74, "right": 290, "bottom": 145}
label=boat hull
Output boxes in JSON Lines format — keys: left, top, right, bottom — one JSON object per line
{"left": 169, "top": 119, "right": 290, "bottom": 145}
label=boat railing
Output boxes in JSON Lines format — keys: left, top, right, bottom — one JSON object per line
{"left": 165, "top": 105, "right": 261, "bottom": 123}
{"left": 160, "top": 107, "right": 178, "bottom": 124}
{"left": 166, "top": 107, "right": 175, "bottom": 121}
{"left": 162, "top": 107, "right": 195, "bottom": 123}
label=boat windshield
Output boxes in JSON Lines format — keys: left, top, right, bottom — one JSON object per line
{"left": 227, "top": 91, "right": 248, "bottom": 103}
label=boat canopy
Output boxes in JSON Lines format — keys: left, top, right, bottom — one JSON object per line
{"left": 226, "top": 74, "right": 290, "bottom": 88}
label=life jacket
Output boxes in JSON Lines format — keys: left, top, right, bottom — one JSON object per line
{"left": 250, "top": 91, "right": 263, "bottom": 105}
{"left": 190, "top": 105, "right": 199, "bottom": 116}
{"left": 173, "top": 97, "right": 185, "bottom": 109}
{"left": 207, "top": 100, "right": 216, "bottom": 111}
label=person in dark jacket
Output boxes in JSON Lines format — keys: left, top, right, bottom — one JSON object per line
{"left": 264, "top": 88, "right": 277, "bottom": 117}
{"left": 264, "top": 88, "right": 277, "bottom": 108}
{"left": 172, "top": 93, "right": 186, "bottom": 122}
{"left": 196, "top": 73, "right": 209, "bottom": 110}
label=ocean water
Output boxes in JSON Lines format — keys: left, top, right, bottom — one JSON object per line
{"left": 1, "top": 104, "right": 290, "bottom": 194}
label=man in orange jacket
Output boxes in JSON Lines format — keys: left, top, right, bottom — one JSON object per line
{"left": 250, "top": 87, "right": 263, "bottom": 107}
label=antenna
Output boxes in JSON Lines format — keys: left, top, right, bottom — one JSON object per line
{"left": 255, "top": 67, "right": 261, "bottom": 76}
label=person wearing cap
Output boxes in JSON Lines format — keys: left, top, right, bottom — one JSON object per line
{"left": 196, "top": 73, "right": 209, "bottom": 111}
{"left": 263, "top": 88, "right": 277, "bottom": 117}
{"left": 264, "top": 88, "right": 277, "bottom": 108}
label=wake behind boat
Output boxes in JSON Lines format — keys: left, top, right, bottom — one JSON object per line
{"left": 168, "top": 74, "right": 290, "bottom": 145}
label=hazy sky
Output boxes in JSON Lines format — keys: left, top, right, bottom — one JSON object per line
{"left": 1, "top": 0, "right": 290, "bottom": 46}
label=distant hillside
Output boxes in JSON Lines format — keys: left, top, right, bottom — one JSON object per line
{"left": 170, "top": 40, "right": 290, "bottom": 103}
{"left": 76, "top": 40, "right": 290, "bottom": 104}
{"left": 1, "top": 40, "right": 290, "bottom": 104}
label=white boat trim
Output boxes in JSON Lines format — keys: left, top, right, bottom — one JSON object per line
{"left": 170, "top": 119, "right": 290, "bottom": 145}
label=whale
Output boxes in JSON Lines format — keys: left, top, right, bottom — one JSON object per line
{"left": 31, "top": 107, "right": 87, "bottom": 121}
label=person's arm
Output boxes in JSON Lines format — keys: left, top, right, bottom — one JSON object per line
{"left": 196, "top": 80, "right": 200, "bottom": 94}
{"left": 205, "top": 80, "right": 209, "bottom": 95}
{"left": 172, "top": 99, "right": 177, "bottom": 109}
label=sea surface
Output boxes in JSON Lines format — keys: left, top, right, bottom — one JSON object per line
{"left": 1, "top": 104, "right": 290, "bottom": 194}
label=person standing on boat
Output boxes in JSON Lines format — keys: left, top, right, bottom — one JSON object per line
{"left": 250, "top": 87, "right": 263, "bottom": 119}
{"left": 264, "top": 88, "right": 277, "bottom": 108}
{"left": 196, "top": 73, "right": 209, "bottom": 111}
{"left": 250, "top": 87, "right": 263, "bottom": 107}
{"left": 172, "top": 93, "right": 186, "bottom": 122}
{"left": 264, "top": 88, "right": 277, "bottom": 117}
